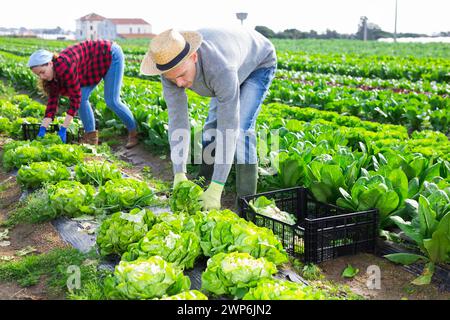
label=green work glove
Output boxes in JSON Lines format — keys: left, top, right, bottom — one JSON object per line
{"left": 199, "top": 181, "right": 224, "bottom": 210}
{"left": 173, "top": 172, "right": 188, "bottom": 189}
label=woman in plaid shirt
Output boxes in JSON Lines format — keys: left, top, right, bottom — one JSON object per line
{"left": 27, "top": 40, "right": 138, "bottom": 148}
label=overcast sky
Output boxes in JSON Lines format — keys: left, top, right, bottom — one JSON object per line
{"left": 1, "top": 0, "right": 449, "bottom": 35}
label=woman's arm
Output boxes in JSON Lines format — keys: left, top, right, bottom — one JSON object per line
{"left": 61, "top": 114, "right": 74, "bottom": 128}
{"left": 41, "top": 117, "right": 52, "bottom": 128}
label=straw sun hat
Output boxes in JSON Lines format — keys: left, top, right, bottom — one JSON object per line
{"left": 140, "top": 29, "right": 203, "bottom": 76}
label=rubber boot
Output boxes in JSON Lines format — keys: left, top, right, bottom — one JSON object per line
{"left": 81, "top": 130, "right": 98, "bottom": 145}
{"left": 235, "top": 164, "right": 258, "bottom": 212}
{"left": 125, "top": 129, "right": 139, "bottom": 149}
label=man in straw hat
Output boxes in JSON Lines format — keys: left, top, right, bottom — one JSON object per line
{"left": 141, "top": 28, "right": 276, "bottom": 210}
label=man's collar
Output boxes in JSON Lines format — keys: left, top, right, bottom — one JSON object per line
{"left": 193, "top": 50, "right": 203, "bottom": 85}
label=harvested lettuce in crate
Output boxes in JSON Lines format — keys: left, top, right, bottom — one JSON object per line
{"left": 249, "top": 196, "right": 297, "bottom": 225}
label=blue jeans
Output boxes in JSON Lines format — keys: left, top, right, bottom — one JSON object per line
{"left": 78, "top": 43, "right": 136, "bottom": 133}
{"left": 202, "top": 66, "right": 276, "bottom": 164}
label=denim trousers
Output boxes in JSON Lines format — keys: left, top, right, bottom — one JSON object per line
{"left": 77, "top": 43, "right": 136, "bottom": 133}
{"left": 202, "top": 66, "right": 276, "bottom": 165}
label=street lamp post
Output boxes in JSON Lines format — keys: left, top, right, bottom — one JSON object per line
{"left": 360, "top": 16, "right": 368, "bottom": 41}
{"left": 394, "top": 0, "right": 398, "bottom": 43}
{"left": 236, "top": 12, "right": 248, "bottom": 26}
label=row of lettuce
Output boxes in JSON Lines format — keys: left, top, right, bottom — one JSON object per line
{"left": 120, "top": 53, "right": 450, "bottom": 134}
{"left": 277, "top": 51, "right": 450, "bottom": 83}
{"left": 0, "top": 38, "right": 448, "bottom": 86}
{"left": 1, "top": 48, "right": 449, "bottom": 135}
{"left": 0, "top": 134, "right": 352, "bottom": 300}
{"left": 276, "top": 70, "right": 450, "bottom": 95}
{"left": 0, "top": 39, "right": 450, "bottom": 82}
{"left": 268, "top": 77, "right": 449, "bottom": 134}
{"left": 270, "top": 39, "right": 450, "bottom": 59}
{"left": 86, "top": 52, "right": 450, "bottom": 134}
{"left": 87, "top": 50, "right": 450, "bottom": 136}
{"left": 3, "top": 37, "right": 450, "bottom": 58}
{"left": 0, "top": 55, "right": 448, "bottom": 184}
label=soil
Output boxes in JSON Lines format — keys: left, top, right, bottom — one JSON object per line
{"left": 0, "top": 143, "right": 69, "bottom": 300}
{"left": 0, "top": 280, "right": 49, "bottom": 300}
{"left": 319, "top": 253, "right": 450, "bottom": 300}
{"left": 0, "top": 174, "right": 21, "bottom": 210}
{"left": 0, "top": 222, "right": 69, "bottom": 257}
{"left": 110, "top": 136, "right": 173, "bottom": 183}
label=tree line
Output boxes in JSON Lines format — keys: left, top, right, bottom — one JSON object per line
{"left": 255, "top": 24, "right": 446, "bottom": 40}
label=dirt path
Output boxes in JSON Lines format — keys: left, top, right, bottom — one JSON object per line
{"left": 0, "top": 152, "right": 69, "bottom": 300}
{"left": 110, "top": 136, "right": 173, "bottom": 182}
{"left": 109, "top": 136, "right": 237, "bottom": 209}
{"left": 0, "top": 279, "right": 58, "bottom": 300}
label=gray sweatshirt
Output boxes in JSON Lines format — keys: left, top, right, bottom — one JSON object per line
{"left": 162, "top": 27, "right": 277, "bottom": 183}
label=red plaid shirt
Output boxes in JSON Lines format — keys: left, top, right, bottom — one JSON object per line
{"left": 45, "top": 40, "right": 112, "bottom": 119}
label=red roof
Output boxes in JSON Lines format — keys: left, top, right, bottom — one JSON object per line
{"left": 78, "top": 13, "right": 106, "bottom": 22}
{"left": 117, "top": 33, "right": 156, "bottom": 39}
{"left": 109, "top": 18, "right": 150, "bottom": 25}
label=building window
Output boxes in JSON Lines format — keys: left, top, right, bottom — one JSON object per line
{"left": 90, "top": 26, "right": 93, "bottom": 31}
{"left": 138, "top": 27, "right": 141, "bottom": 33}
{"left": 130, "top": 27, "right": 132, "bottom": 34}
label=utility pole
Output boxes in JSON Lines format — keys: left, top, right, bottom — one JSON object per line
{"left": 394, "top": 0, "right": 398, "bottom": 43}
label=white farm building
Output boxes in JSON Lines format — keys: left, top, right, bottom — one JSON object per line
{"left": 76, "top": 13, "right": 154, "bottom": 41}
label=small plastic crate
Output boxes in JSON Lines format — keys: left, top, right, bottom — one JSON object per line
{"left": 239, "top": 187, "right": 378, "bottom": 264}
{"left": 22, "top": 123, "right": 84, "bottom": 144}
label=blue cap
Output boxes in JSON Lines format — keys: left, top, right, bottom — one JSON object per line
{"left": 27, "top": 49, "right": 53, "bottom": 68}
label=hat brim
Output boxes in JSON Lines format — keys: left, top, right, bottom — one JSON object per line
{"left": 140, "top": 31, "right": 203, "bottom": 76}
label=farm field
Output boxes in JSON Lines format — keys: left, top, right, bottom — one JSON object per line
{"left": 0, "top": 37, "right": 449, "bottom": 301}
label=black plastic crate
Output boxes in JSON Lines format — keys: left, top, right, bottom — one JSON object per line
{"left": 22, "top": 123, "right": 84, "bottom": 144}
{"left": 239, "top": 187, "right": 378, "bottom": 264}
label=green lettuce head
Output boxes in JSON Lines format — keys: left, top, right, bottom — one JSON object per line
{"left": 160, "top": 290, "right": 208, "bottom": 300}
{"left": 201, "top": 252, "right": 277, "bottom": 298}
{"left": 200, "top": 210, "right": 288, "bottom": 265}
{"left": 43, "top": 144, "right": 85, "bottom": 166}
{"left": 96, "top": 208, "right": 157, "bottom": 256}
{"left": 243, "top": 278, "right": 331, "bottom": 300}
{"left": 47, "top": 180, "right": 96, "bottom": 217}
{"left": 74, "top": 160, "right": 123, "bottom": 186}
{"left": 104, "top": 256, "right": 191, "bottom": 300}
{"left": 17, "top": 161, "right": 70, "bottom": 189}
{"left": 122, "top": 221, "right": 201, "bottom": 269}
{"left": 95, "top": 178, "right": 154, "bottom": 211}
{"left": 2, "top": 144, "right": 44, "bottom": 170}
{"left": 170, "top": 180, "right": 204, "bottom": 215}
